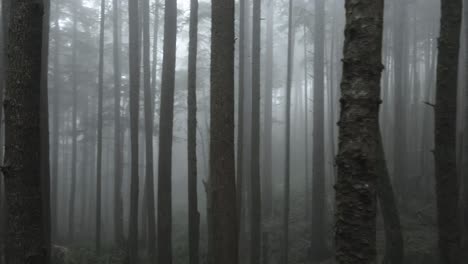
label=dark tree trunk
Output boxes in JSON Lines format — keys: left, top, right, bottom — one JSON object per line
{"left": 434, "top": 0, "right": 462, "bottom": 263}
{"left": 187, "top": 0, "right": 200, "bottom": 263}
{"left": 4, "top": 0, "right": 47, "bottom": 262}
{"left": 128, "top": 0, "right": 141, "bottom": 261}
{"left": 335, "top": 0, "right": 384, "bottom": 263}
{"left": 142, "top": 0, "right": 156, "bottom": 260}
{"left": 0, "top": 2, "right": 7, "bottom": 263}
{"left": 112, "top": 0, "right": 124, "bottom": 246}
{"left": 250, "top": 0, "right": 261, "bottom": 263}
{"left": 282, "top": 0, "right": 294, "bottom": 263}
{"left": 463, "top": 0, "right": 468, "bottom": 257}
{"left": 262, "top": 0, "right": 274, "bottom": 221}
{"left": 310, "top": 0, "right": 328, "bottom": 260}
{"left": 210, "top": 0, "right": 238, "bottom": 262}
{"left": 95, "top": 0, "right": 105, "bottom": 254}
{"left": 68, "top": 0, "right": 79, "bottom": 241}
{"left": 157, "top": 0, "right": 177, "bottom": 263}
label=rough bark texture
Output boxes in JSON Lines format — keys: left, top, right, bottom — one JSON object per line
{"left": 210, "top": 0, "right": 238, "bottom": 262}
{"left": 4, "top": 0, "right": 47, "bottom": 263}
{"left": 95, "top": 0, "right": 105, "bottom": 254}
{"left": 250, "top": 0, "right": 261, "bottom": 263}
{"left": 128, "top": 0, "right": 140, "bottom": 261}
{"left": 434, "top": 0, "right": 462, "bottom": 263}
{"left": 187, "top": 0, "right": 200, "bottom": 263}
{"left": 262, "top": 0, "right": 274, "bottom": 221}
{"left": 310, "top": 0, "right": 328, "bottom": 260}
{"left": 157, "top": 0, "right": 177, "bottom": 263}
{"left": 282, "top": 0, "right": 293, "bottom": 263}
{"left": 0, "top": 2, "right": 7, "bottom": 263}
{"left": 335, "top": 0, "right": 384, "bottom": 263}
{"left": 463, "top": 0, "right": 468, "bottom": 257}
{"left": 142, "top": 0, "right": 156, "bottom": 260}
{"left": 112, "top": 0, "right": 124, "bottom": 246}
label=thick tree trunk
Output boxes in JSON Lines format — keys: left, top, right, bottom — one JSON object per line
{"left": 187, "top": 0, "right": 199, "bottom": 263}
{"left": 0, "top": 2, "right": 6, "bottom": 263}
{"left": 463, "top": 0, "right": 468, "bottom": 257}
{"left": 68, "top": 1, "right": 79, "bottom": 241}
{"left": 250, "top": 0, "right": 261, "bottom": 263}
{"left": 4, "top": 0, "right": 47, "bottom": 263}
{"left": 210, "top": 0, "right": 238, "bottom": 262}
{"left": 157, "top": 0, "right": 177, "bottom": 263}
{"left": 112, "top": 0, "right": 124, "bottom": 246}
{"left": 282, "top": 0, "right": 294, "bottom": 263}
{"left": 142, "top": 0, "right": 156, "bottom": 261}
{"left": 128, "top": 0, "right": 141, "bottom": 261}
{"left": 310, "top": 0, "right": 328, "bottom": 260}
{"left": 95, "top": 0, "right": 105, "bottom": 254}
{"left": 262, "top": 0, "right": 274, "bottom": 221}
{"left": 335, "top": 0, "right": 384, "bottom": 263}
{"left": 434, "top": 0, "right": 462, "bottom": 263}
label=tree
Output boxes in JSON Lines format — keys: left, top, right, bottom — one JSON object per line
{"left": 142, "top": 0, "right": 156, "bottom": 260}
{"left": 335, "top": 0, "right": 384, "bottom": 263}
{"left": 434, "top": 0, "right": 462, "bottom": 262}
{"left": 68, "top": 0, "right": 79, "bottom": 241}
{"left": 157, "top": 0, "right": 178, "bottom": 262}
{"left": 187, "top": 0, "right": 200, "bottom": 263}
{"left": 310, "top": 0, "right": 328, "bottom": 259}
{"left": 112, "top": 0, "right": 124, "bottom": 246}
{"left": 262, "top": 0, "right": 274, "bottom": 221}
{"left": 282, "top": 0, "right": 294, "bottom": 263}
{"left": 4, "top": 0, "right": 48, "bottom": 262}
{"left": 250, "top": 0, "right": 261, "bottom": 263}
{"left": 128, "top": 0, "right": 141, "bottom": 261}
{"left": 95, "top": 0, "right": 105, "bottom": 254}
{"left": 209, "top": 0, "right": 238, "bottom": 262}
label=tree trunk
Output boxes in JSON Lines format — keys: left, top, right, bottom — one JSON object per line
{"left": 282, "top": 0, "right": 294, "bottom": 263}
{"left": 95, "top": 0, "right": 105, "bottom": 254}
{"left": 250, "top": 0, "right": 261, "bottom": 263}
{"left": 210, "top": 0, "right": 238, "bottom": 262}
{"left": 4, "top": 0, "right": 47, "bottom": 262}
{"left": 142, "top": 0, "right": 156, "bottom": 261}
{"left": 462, "top": 0, "right": 468, "bottom": 257}
{"left": 335, "top": 0, "right": 384, "bottom": 263}
{"left": 310, "top": 0, "right": 328, "bottom": 260}
{"left": 0, "top": 2, "right": 7, "bottom": 263}
{"left": 112, "top": 0, "right": 124, "bottom": 246}
{"left": 434, "top": 0, "right": 462, "bottom": 263}
{"left": 128, "top": 0, "right": 141, "bottom": 261}
{"left": 157, "top": 0, "right": 177, "bottom": 262}
{"left": 187, "top": 0, "right": 200, "bottom": 263}
{"left": 262, "top": 0, "right": 274, "bottom": 221}
{"left": 68, "top": 0, "right": 79, "bottom": 241}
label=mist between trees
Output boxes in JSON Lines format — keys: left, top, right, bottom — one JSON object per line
{"left": 0, "top": 0, "right": 467, "bottom": 264}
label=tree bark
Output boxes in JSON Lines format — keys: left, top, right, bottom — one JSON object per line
{"left": 128, "top": 0, "right": 141, "bottom": 261}
{"left": 434, "top": 0, "right": 462, "bottom": 263}
{"left": 210, "top": 0, "right": 238, "bottom": 262}
{"left": 95, "top": 0, "right": 105, "bottom": 254}
{"left": 4, "top": 0, "right": 47, "bottom": 262}
{"left": 335, "top": 0, "right": 384, "bottom": 263}
{"left": 187, "top": 0, "right": 200, "bottom": 263}
{"left": 157, "top": 0, "right": 177, "bottom": 263}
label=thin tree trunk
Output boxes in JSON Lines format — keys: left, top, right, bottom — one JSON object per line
{"left": 210, "top": 0, "right": 238, "bottom": 262}
{"left": 187, "top": 0, "right": 200, "bottom": 263}
{"left": 0, "top": 2, "right": 7, "bottom": 262}
{"left": 157, "top": 0, "right": 178, "bottom": 262}
{"left": 142, "top": 0, "right": 156, "bottom": 260}
{"left": 128, "top": 0, "right": 141, "bottom": 261}
{"left": 262, "top": 0, "right": 274, "bottom": 221}
{"left": 434, "top": 0, "right": 462, "bottom": 263}
{"left": 4, "top": 0, "right": 47, "bottom": 262}
{"left": 68, "top": 0, "right": 79, "bottom": 241}
{"left": 335, "top": 0, "right": 384, "bottom": 263}
{"left": 250, "top": 0, "right": 261, "bottom": 263}
{"left": 282, "top": 0, "right": 294, "bottom": 262}
{"left": 463, "top": 0, "right": 468, "bottom": 257}
{"left": 95, "top": 0, "right": 105, "bottom": 254}
{"left": 112, "top": 0, "right": 124, "bottom": 246}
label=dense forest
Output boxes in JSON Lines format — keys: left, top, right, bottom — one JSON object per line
{"left": 0, "top": 0, "right": 467, "bottom": 263}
